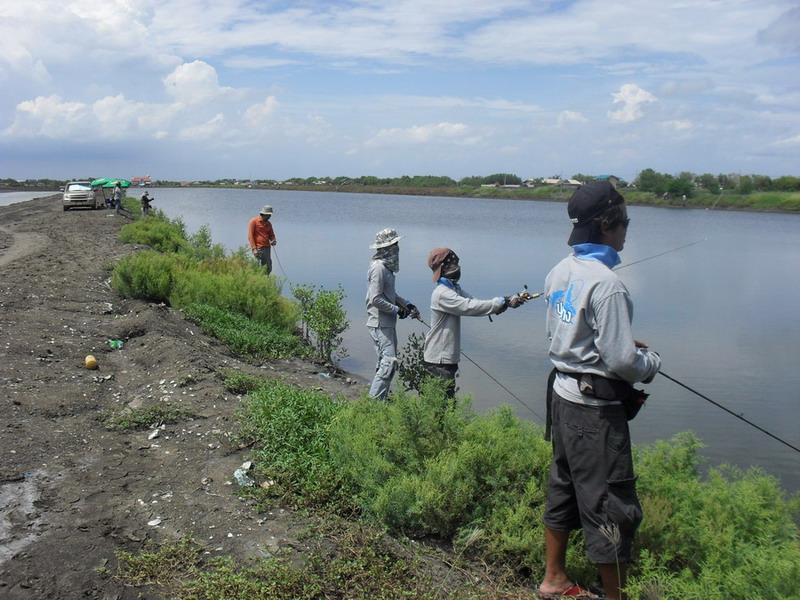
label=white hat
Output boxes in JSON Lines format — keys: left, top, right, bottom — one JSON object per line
{"left": 370, "top": 228, "right": 404, "bottom": 249}
{"left": 259, "top": 204, "right": 274, "bottom": 215}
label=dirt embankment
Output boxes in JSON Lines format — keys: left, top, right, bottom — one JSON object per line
{"left": 0, "top": 196, "right": 364, "bottom": 599}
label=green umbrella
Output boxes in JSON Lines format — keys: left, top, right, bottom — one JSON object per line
{"left": 90, "top": 178, "right": 111, "bottom": 187}
{"left": 102, "top": 179, "right": 132, "bottom": 188}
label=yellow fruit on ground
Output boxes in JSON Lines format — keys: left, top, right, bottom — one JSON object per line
{"left": 85, "top": 355, "right": 98, "bottom": 369}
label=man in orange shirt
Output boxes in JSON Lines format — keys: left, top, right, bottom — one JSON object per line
{"left": 248, "top": 205, "right": 277, "bottom": 274}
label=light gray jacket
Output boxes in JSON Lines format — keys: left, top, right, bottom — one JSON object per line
{"left": 545, "top": 250, "right": 661, "bottom": 404}
{"left": 366, "top": 260, "right": 406, "bottom": 328}
{"left": 423, "top": 280, "right": 504, "bottom": 364}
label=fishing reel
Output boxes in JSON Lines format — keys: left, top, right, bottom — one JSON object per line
{"left": 518, "top": 284, "right": 542, "bottom": 302}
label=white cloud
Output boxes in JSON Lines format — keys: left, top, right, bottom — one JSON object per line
{"left": 773, "top": 133, "right": 800, "bottom": 147}
{"left": 178, "top": 113, "right": 227, "bottom": 141}
{"left": 163, "top": 61, "right": 236, "bottom": 105}
{"left": 243, "top": 96, "right": 281, "bottom": 127}
{"left": 663, "top": 120, "right": 694, "bottom": 132}
{"left": 3, "top": 95, "right": 91, "bottom": 138}
{"left": 365, "top": 122, "right": 473, "bottom": 147}
{"left": 557, "top": 111, "right": 588, "bottom": 127}
{"left": 608, "top": 84, "right": 657, "bottom": 123}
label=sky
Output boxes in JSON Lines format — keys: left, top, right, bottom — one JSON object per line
{"left": 1, "top": 0, "right": 799, "bottom": 183}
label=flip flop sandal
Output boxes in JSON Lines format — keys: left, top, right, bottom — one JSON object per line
{"left": 535, "top": 583, "right": 605, "bottom": 599}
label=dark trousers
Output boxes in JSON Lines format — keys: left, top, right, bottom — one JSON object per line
{"left": 423, "top": 361, "right": 458, "bottom": 398}
{"left": 256, "top": 246, "right": 273, "bottom": 274}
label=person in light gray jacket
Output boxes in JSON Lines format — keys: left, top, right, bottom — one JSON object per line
{"left": 537, "top": 181, "right": 661, "bottom": 600}
{"left": 366, "top": 228, "right": 418, "bottom": 400}
{"left": 422, "top": 247, "right": 522, "bottom": 397}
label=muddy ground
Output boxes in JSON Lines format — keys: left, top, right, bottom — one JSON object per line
{"left": 0, "top": 196, "right": 384, "bottom": 599}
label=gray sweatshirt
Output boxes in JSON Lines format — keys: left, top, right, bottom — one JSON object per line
{"left": 423, "top": 281, "right": 504, "bottom": 364}
{"left": 545, "top": 251, "right": 661, "bottom": 404}
{"left": 366, "top": 260, "right": 407, "bottom": 328}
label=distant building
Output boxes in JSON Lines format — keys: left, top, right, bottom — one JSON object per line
{"left": 131, "top": 176, "right": 152, "bottom": 187}
{"left": 539, "top": 178, "right": 582, "bottom": 189}
{"left": 595, "top": 174, "right": 620, "bottom": 187}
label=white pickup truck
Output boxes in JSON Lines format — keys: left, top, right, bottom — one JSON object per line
{"left": 62, "top": 181, "right": 99, "bottom": 211}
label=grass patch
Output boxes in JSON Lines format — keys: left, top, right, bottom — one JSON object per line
{"left": 183, "top": 303, "right": 306, "bottom": 360}
{"left": 114, "top": 535, "right": 203, "bottom": 588}
{"left": 112, "top": 522, "right": 525, "bottom": 599}
{"left": 218, "top": 368, "right": 270, "bottom": 395}
{"left": 237, "top": 379, "right": 346, "bottom": 508}
{"left": 104, "top": 405, "right": 197, "bottom": 431}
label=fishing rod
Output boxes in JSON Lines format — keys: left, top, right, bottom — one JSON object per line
{"left": 616, "top": 238, "right": 707, "bottom": 271}
{"left": 659, "top": 371, "right": 800, "bottom": 455}
{"left": 524, "top": 239, "right": 709, "bottom": 299}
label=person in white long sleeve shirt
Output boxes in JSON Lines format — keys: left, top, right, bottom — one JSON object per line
{"left": 365, "top": 228, "right": 418, "bottom": 400}
{"left": 422, "top": 247, "right": 522, "bottom": 397}
{"left": 537, "top": 180, "right": 661, "bottom": 600}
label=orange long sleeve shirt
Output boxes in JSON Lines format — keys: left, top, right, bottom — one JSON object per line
{"left": 248, "top": 216, "right": 276, "bottom": 249}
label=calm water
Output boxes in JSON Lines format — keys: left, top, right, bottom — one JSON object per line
{"left": 149, "top": 187, "right": 800, "bottom": 493}
{"left": 0, "top": 191, "right": 58, "bottom": 207}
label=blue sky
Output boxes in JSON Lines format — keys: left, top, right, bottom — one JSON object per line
{"left": 1, "top": 0, "right": 798, "bottom": 182}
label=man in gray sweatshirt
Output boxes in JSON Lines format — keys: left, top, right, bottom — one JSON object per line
{"left": 537, "top": 181, "right": 661, "bottom": 600}
{"left": 423, "top": 247, "right": 522, "bottom": 397}
{"left": 366, "top": 228, "right": 418, "bottom": 400}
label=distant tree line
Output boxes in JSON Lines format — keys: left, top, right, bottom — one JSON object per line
{"left": 5, "top": 171, "right": 800, "bottom": 195}
{"left": 632, "top": 169, "right": 800, "bottom": 197}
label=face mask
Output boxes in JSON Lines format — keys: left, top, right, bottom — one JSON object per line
{"left": 374, "top": 245, "right": 400, "bottom": 272}
{"left": 444, "top": 266, "right": 461, "bottom": 282}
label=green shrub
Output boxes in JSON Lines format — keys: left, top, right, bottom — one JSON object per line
{"left": 172, "top": 257, "right": 299, "bottom": 331}
{"left": 113, "top": 253, "right": 299, "bottom": 333}
{"left": 111, "top": 250, "right": 191, "bottom": 302}
{"left": 119, "top": 215, "right": 190, "bottom": 253}
{"left": 238, "top": 379, "right": 800, "bottom": 597}
{"left": 188, "top": 224, "right": 227, "bottom": 260}
{"left": 239, "top": 380, "right": 346, "bottom": 507}
{"left": 183, "top": 304, "right": 305, "bottom": 360}
{"left": 397, "top": 331, "right": 429, "bottom": 392}
{"left": 329, "top": 387, "right": 552, "bottom": 545}
{"left": 627, "top": 433, "right": 800, "bottom": 599}
{"left": 291, "top": 284, "right": 350, "bottom": 364}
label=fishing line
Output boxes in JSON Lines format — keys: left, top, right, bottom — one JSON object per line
{"left": 658, "top": 371, "right": 800, "bottom": 454}
{"left": 271, "top": 246, "right": 291, "bottom": 283}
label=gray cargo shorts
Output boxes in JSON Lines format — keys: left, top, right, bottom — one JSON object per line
{"left": 543, "top": 392, "right": 642, "bottom": 563}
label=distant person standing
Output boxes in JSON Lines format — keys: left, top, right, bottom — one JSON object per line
{"left": 140, "top": 190, "right": 153, "bottom": 216}
{"left": 365, "top": 228, "right": 418, "bottom": 401}
{"left": 248, "top": 205, "right": 277, "bottom": 274}
{"left": 112, "top": 182, "right": 123, "bottom": 215}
